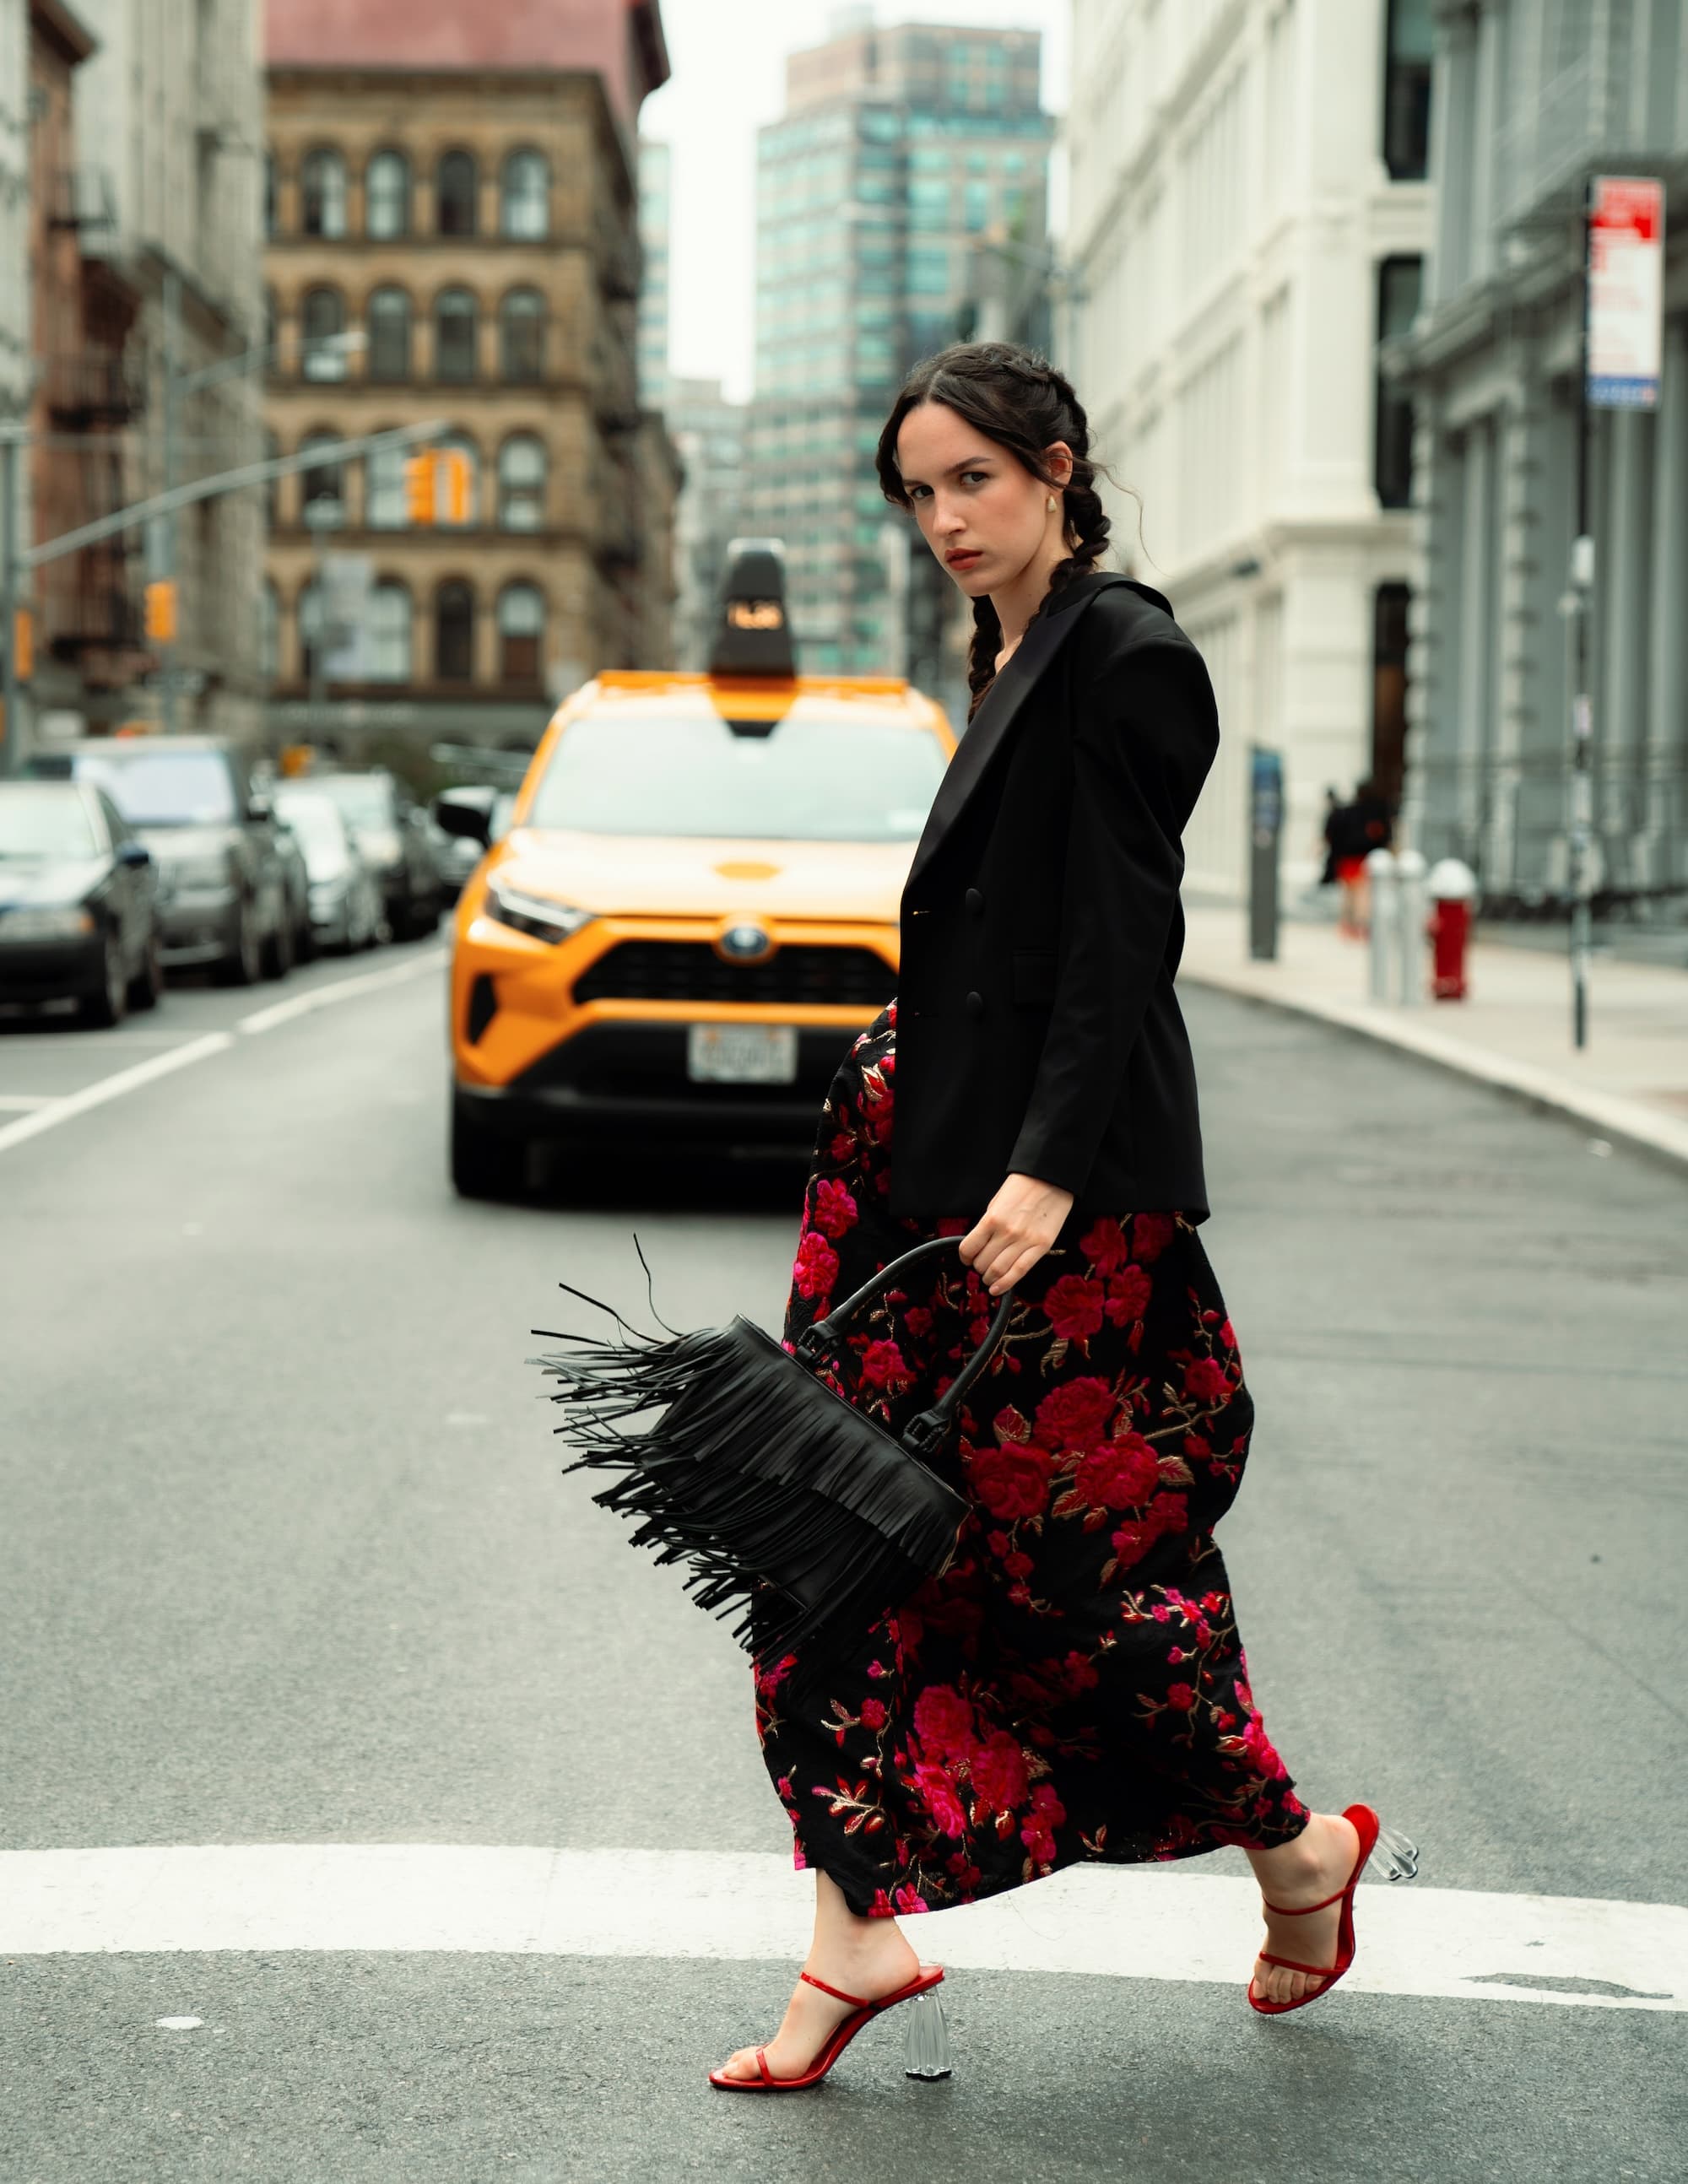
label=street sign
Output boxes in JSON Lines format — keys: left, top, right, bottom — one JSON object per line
{"left": 1587, "top": 176, "right": 1665, "bottom": 409}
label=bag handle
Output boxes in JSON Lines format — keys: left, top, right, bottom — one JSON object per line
{"left": 793, "top": 1235, "right": 1015, "bottom": 1460}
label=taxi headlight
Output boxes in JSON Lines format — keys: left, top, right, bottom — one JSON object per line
{"left": 482, "top": 874, "right": 593, "bottom": 946}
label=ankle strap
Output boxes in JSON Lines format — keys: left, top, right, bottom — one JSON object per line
{"left": 1260, "top": 1884, "right": 1347, "bottom": 1917}
{"left": 799, "top": 1970, "right": 871, "bottom": 2009}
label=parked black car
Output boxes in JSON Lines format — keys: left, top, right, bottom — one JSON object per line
{"left": 308, "top": 770, "right": 442, "bottom": 940}
{"left": 0, "top": 778, "right": 164, "bottom": 1024}
{"left": 30, "top": 737, "right": 297, "bottom": 984}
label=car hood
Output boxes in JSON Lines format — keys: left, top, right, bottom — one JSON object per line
{"left": 0, "top": 857, "right": 106, "bottom": 906}
{"left": 492, "top": 828, "right": 913, "bottom": 922}
{"left": 136, "top": 823, "right": 240, "bottom": 864}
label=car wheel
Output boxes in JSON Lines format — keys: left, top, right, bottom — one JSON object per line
{"left": 78, "top": 933, "right": 129, "bottom": 1028}
{"left": 451, "top": 1089, "right": 527, "bottom": 1200}
{"left": 294, "top": 913, "right": 316, "bottom": 965}
{"left": 127, "top": 932, "right": 165, "bottom": 1012}
{"left": 214, "top": 900, "right": 262, "bottom": 987}
{"left": 261, "top": 905, "right": 295, "bottom": 981}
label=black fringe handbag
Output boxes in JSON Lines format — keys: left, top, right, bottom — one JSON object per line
{"left": 530, "top": 1235, "right": 1014, "bottom": 1671}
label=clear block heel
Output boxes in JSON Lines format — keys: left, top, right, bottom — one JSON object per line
{"left": 1366, "top": 1822, "right": 1420, "bottom": 1883}
{"left": 902, "top": 1987, "right": 953, "bottom": 2080}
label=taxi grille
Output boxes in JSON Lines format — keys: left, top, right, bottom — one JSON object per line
{"left": 573, "top": 940, "right": 895, "bottom": 1008}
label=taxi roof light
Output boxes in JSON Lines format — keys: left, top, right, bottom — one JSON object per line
{"left": 708, "top": 538, "right": 796, "bottom": 679}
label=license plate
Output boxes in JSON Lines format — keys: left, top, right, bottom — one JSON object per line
{"left": 686, "top": 1023, "right": 798, "bottom": 1084}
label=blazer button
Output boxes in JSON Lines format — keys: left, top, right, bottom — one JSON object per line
{"left": 965, "top": 989, "right": 984, "bottom": 1019}
{"left": 965, "top": 887, "right": 984, "bottom": 914}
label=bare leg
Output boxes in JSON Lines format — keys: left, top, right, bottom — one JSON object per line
{"left": 714, "top": 1868, "right": 922, "bottom": 2083}
{"left": 1243, "top": 1810, "right": 1361, "bottom": 2006}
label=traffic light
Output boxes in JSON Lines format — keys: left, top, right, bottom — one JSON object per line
{"left": 144, "top": 579, "right": 177, "bottom": 644}
{"left": 404, "top": 454, "right": 436, "bottom": 525}
{"left": 12, "top": 608, "right": 31, "bottom": 679}
{"left": 441, "top": 449, "right": 470, "bottom": 525}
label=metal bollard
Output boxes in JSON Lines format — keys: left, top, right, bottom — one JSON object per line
{"left": 1394, "top": 848, "right": 1427, "bottom": 1008}
{"left": 1366, "top": 847, "right": 1399, "bottom": 1003}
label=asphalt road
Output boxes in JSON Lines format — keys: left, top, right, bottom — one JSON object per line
{"left": 2, "top": 955, "right": 1685, "bottom": 2183}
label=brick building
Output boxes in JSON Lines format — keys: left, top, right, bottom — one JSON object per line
{"left": 262, "top": 0, "right": 677, "bottom": 767}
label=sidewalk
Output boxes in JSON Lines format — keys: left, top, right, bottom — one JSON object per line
{"left": 1179, "top": 903, "right": 1688, "bottom": 1173}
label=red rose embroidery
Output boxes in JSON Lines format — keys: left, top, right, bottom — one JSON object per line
{"left": 1034, "top": 1376, "right": 1115, "bottom": 1451}
{"left": 912, "top": 1763, "right": 966, "bottom": 1837}
{"left": 1110, "top": 1521, "right": 1153, "bottom": 1570}
{"left": 1074, "top": 1432, "right": 1160, "bottom": 1510}
{"left": 1079, "top": 1216, "right": 1130, "bottom": 1274}
{"left": 1104, "top": 1264, "right": 1152, "bottom": 1324}
{"left": 793, "top": 1230, "right": 839, "bottom": 1300}
{"left": 860, "top": 1697, "right": 887, "bottom": 1730}
{"left": 968, "top": 1442, "right": 1052, "bottom": 1522}
{"left": 912, "top": 1684, "right": 975, "bottom": 1761}
{"left": 1044, "top": 1274, "right": 1106, "bottom": 1342}
{"left": 1183, "top": 1356, "right": 1231, "bottom": 1404}
{"left": 862, "top": 1338, "right": 912, "bottom": 1392}
{"left": 1167, "top": 1682, "right": 1198, "bottom": 1711}
{"left": 971, "top": 1730, "right": 1030, "bottom": 1811}
{"left": 811, "top": 1177, "right": 858, "bottom": 1238}
{"left": 1132, "top": 1214, "right": 1176, "bottom": 1262}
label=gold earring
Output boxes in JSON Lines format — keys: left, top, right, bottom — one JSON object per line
{"left": 1047, "top": 495, "right": 1058, "bottom": 512}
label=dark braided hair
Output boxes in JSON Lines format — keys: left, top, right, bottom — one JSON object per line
{"left": 875, "top": 342, "right": 1122, "bottom": 721}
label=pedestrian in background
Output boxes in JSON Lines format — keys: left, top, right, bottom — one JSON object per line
{"left": 1324, "top": 779, "right": 1394, "bottom": 938}
{"left": 711, "top": 343, "right": 1416, "bottom": 2093}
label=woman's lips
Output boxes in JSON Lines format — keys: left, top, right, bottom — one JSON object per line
{"left": 946, "top": 551, "right": 982, "bottom": 571}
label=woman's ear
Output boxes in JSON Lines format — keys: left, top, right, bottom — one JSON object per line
{"left": 1043, "top": 441, "right": 1076, "bottom": 489}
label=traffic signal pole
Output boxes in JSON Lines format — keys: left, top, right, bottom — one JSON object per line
{"left": 0, "top": 428, "right": 19, "bottom": 778}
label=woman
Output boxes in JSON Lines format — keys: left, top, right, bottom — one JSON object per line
{"left": 711, "top": 344, "right": 1415, "bottom": 2093}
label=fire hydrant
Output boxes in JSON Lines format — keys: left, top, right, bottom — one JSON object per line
{"left": 1426, "top": 858, "right": 1479, "bottom": 1000}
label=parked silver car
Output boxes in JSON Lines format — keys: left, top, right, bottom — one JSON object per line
{"left": 272, "top": 787, "right": 382, "bottom": 954}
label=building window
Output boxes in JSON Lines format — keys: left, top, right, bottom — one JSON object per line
{"left": 500, "top": 149, "right": 549, "bottom": 238}
{"left": 300, "top": 148, "right": 348, "bottom": 238}
{"left": 436, "top": 149, "right": 478, "bottom": 236}
{"left": 496, "top": 435, "right": 546, "bottom": 530}
{"left": 436, "top": 581, "right": 474, "bottom": 681}
{"left": 1382, "top": 0, "right": 1434, "bottom": 181}
{"left": 435, "top": 288, "right": 479, "bottom": 381}
{"left": 366, "top": 581, "right": 412, "bottom": 683}
{"left": 365, "top": 150, "right": 410, "bottom": 239}
{"left": 300, "top": 287, "right": 348, "bottom": 381}
{"left": 365, "top": 439, "right": 405, "bottom": 528}
{"left": 1375, "top": 255, "right": 1422, "bottom": 508}
{"left": 367, "top": 287, "right": 412, "bottom": 382}
{"left": 299, "top": 432, "right": 345, "bottom": 526}
{"left": 497, "top": 582, "right": 544, "bottom": 683}
{"left": 500, "top": 288, "right": 545, "bottom": 382}
{"left": 436, "top": 433, "right": 479, "bottom": 526}
{"left": 1372, "top": 581, "right": 1410, "bottom": 803}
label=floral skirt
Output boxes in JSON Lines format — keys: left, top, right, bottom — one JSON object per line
{"left": 759, "top": 1000, "right": 1309, "bottom": 1917}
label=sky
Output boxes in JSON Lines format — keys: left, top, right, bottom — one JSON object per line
{"left": 641, "top": 0, "right": 1071, "bottom": 405}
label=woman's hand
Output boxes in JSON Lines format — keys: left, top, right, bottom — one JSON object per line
{"left": 958, "top": 1172, "right": 1075, "bottom": 1296}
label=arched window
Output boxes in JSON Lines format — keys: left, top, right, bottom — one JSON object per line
{"left": 263, "top": 151, "right": 278, "bottom": 237}
{"left": 300, "top": 287, "right": 348, "bottom": 381}
{"left": 299, "top": 431, "right": 344, "bottom": 526}
{"left": 436, "top": 433, "right": 480, "bottom": 527}
{"left": 365, "top": 438, "right": 405, "bottom": 529}
{"left": 258, "top": 579, "right": 279, "bottom": 681}
{"left": 436, "top": 149, "right": 478, "bottom": 236}
{"left": 434, "top": 288, "right": 478, "bottom": 382}
{"left": 366, "top": 287, "right": 412, "bottom": 383}
{"left": 435, "top": 581, "right": 475, "bottom": 682}
{"left": 366, "top": 581, "right": 413, "bottom": 684}
{"left": 499, "top": 288, "right": 545, "bottom": 382}
{"left": 300, "top": 148, "right": 347, "bottom": 239}
{"left": 497, "top": 582, "right": 544, "bottom": 684}
{"left": 496, "top": 435, "right": 546, "bottom": 530}
{"left": 500, "top": 149, "right": 549, "bottom": 238}
{"left": 365, "top": 149, "right": 409, "bottom": 239}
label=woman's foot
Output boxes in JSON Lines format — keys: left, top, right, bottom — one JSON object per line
{"left": 713, "top": 1919, "right": 922, "bottom": 2084}
{"left": 1246, "top": 1810, "right": 1361, "bottom": 2008}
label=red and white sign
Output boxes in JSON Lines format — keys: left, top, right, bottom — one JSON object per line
{"left": 1588, "top": 176, "right": 1665, "bottom": 409}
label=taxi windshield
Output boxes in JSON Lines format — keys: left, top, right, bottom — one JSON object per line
{"left": 524, "top": 711, "right": 944, "bottom": 842}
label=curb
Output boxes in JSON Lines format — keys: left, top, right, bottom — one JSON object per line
{"left": 1179, "top": 959, "right": 1688, "bottom": 1180}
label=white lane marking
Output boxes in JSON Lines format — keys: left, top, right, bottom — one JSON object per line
{"left": 0, "top": 1093, "right": 52, "bottom": 1110}
{"left": 0, "top": 1034, "right": 235, "bottom": 1156}
{"left": 236, "top": 949, "right": 444, "bottom": 1035}
{"left": 2, "top": 1846, "right": 1681, "bottom": 2013}
{"left": 0, "top": 950, "right": 447, "bottom": 1158}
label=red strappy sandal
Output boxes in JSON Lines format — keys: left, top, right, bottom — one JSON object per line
{"left": 708, "top": 1963, "right": 950, "bottom": 2090}
{"left": 1247, "top": 1803, "right": 1420, "bottom": 2018}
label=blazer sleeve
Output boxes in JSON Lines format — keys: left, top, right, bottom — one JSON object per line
{"left": 1004, "top": 635, "right": 1220, "bottom": 1197}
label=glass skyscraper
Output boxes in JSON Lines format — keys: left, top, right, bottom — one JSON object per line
{"left": 746, "top": 19, "right": 1052, "bottom": 695}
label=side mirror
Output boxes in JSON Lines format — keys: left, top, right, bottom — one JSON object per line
{"left": 116, "top": 841, "right": 151, "bottom": 868}
{"left": 247, "top": 790, "right": 273, "bottom": 823}
{"left": 434, "top": 791, "right": 493, "bottom": 846}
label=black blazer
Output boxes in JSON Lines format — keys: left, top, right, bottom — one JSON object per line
{"left": 890, "top": 571, "right": 1220, "bottom": 1230}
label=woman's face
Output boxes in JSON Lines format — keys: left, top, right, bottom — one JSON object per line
{"left": 895, "top": 400, "right": 1073, "bottom": 599}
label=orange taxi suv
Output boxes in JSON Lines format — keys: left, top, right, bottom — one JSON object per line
{"left": 437, "top": 544, "right": 955, "bottom": 1197}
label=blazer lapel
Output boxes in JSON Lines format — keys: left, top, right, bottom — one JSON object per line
{"left": 905, "top": 574, "right": 1129, "bottom": 898}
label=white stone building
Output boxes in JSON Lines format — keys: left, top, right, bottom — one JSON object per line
{"left": 1063, "top": 0, "right": 1434, "bottom": 899}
